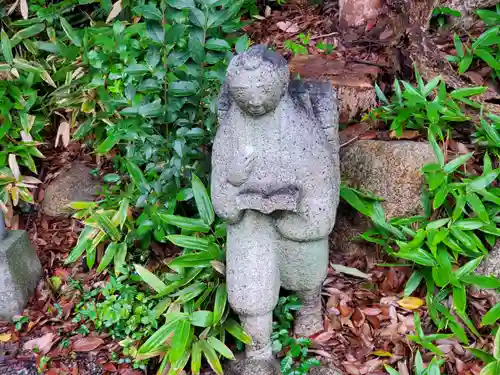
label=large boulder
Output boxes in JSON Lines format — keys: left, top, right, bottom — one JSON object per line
{"left": 41, "top": 162, "right": 100, "bottom": 217}
{"left": 0, "top": 231, "right": 42, "bottom": 319}
{"left": 331, "top": 140, "right": 435, "bottom": 255}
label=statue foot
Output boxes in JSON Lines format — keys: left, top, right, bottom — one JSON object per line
{"left": 294, "top": 288, "right": 324, "bottom": 337}
{"left": 225, "top": 357, "right": 280, "bottom": 375}
{"left": 294, "top": 310, "right": 324, "bottom": 337}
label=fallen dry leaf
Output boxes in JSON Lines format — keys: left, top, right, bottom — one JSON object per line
{"left": 371, "top": 350, "right": 392, "bottom": 357}
{"left": 0, "top": 332, "right": 12, "bottom": 342}
{"left": 389, "top": 130, "right": 420, "bottom": 140}
{"left": 23, "top": 333, "right": 55, "bottom": 354}
{"left": 72, "top": 336, "right": 104, "bottom": 352}
{"left": 276, "top": 21, "right": 300, "bottom": 33}
{"left": 398, "top": 296, "right": 425, "bottom": 310}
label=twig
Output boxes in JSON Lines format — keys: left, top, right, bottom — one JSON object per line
{"left": 347, "top": 59, "right": 391, "bottom": 69}
{"left": 311, "top": 32, "right": 337, "bottom": 40}
{"left": 340, "top": 136, "right": 359, "bottom": 148}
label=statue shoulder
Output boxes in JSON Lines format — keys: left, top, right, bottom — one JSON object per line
{"left": 217, "top": 81, "right": 232, "bottom": 124}
{"left": 288, "top": 80, "right": 339, "bottom": 152}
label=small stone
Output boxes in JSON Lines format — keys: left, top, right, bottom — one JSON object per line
{"left": 0, "top": 231, "right": 42, "bottom": 320}
{"left": 42, "top": 162, "right": 100, "bottom": 217}
{"left": 475, "top": 242, "right": 500, "bottom": 302}
{"left": 331, "top": 140, "right": 435, "bottom": 255}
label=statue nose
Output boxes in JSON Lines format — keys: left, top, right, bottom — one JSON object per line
{"left": 250, "top": 100, "right": 262, "bottom": 107}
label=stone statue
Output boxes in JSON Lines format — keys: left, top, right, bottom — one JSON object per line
{"left": 211, "top": 45, "right": 340, "bottom": 374}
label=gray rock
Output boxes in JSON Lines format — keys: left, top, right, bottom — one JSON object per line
{"left": 42, "top": 162, "right": 100, "bottom": 217}
{"left": 331, "top": 140, "right": 435, "bottom": 255}
{"left": 476, "top": 242, "right": 500, "bottom": 279}
{"left": 475, "top": 242, "right": 500, "bottom": 302}
{"left": 211, "top": 45, "right": 340, "bottom": 371}
{"left": 0, "top": 230, "right": 42, "bottom": 320}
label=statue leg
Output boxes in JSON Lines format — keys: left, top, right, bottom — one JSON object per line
{"left": 225, "top": 211, "right": 280, "bottom": 374}
{"left": 279, "top": 238, "right": 329, "bottom": 337}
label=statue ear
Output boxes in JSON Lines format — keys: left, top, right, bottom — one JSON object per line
{"left": 217, "top": 81, "right": 232, "bottom": 122}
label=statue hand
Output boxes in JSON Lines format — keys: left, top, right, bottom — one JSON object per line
{"left": 227, "top": 148, "right": 255, "bottom": 187}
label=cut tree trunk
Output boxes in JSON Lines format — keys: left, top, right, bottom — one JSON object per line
{"left": 338, "top": 0, "right": 382, "bottom": 29}
{"left": 288, "top": 55, "right": 380, "bottom": 123}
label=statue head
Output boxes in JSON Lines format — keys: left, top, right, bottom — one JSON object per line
{"left": 226, "top": 45, "right": 289, "bottom": 116}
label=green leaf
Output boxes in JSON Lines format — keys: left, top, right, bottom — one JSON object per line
{"left": 192, "top": 174, "right": 215, "bottom": 225}
{"left": 96, "top": 214, "right": 121, "bottom": 242}
{"left": 467, "top": 347, "right": 496, "bottom": 364}
{"left": 469, "top": 170, "right": 500, "bottom": 191}
{"left": 114, "top": 242, "right": 127, "bottom": 276}
{"left": 395, "top": 247, "right": 436, "bottom": 266}
{"left": 191, "top": 310, "right": 214, "bottom": 327}
{"left": 443, "top": 152, "right": 473, "bottom": 174}
{"left": 168, "top": 0, "right": 196, "bottom": 9}
{"left": 467, "top": 193, "right": 489, "bottom": 222}
{"left": 170, "top": 319, "right": 192, "bottom": 364}
{"left": 450, "top": 86, "right": 487, "bottom": 99}
{"left": 188, "top": 34, "right": 205, "bottom": 63}
{"left": 1, "top": 30, "right": 13, "bottom": 65}
{"left": 495, "top": 327, "right": 500, "bottom": 360}
{"left": 460, "top": 274, "right": 500, "bottom": 289}
{"left": 458, "top": 53, "right": 473, "bottom": 74}
{"left": 404, "top": 270, "right": 423, "bottom": 297}
{"left": 428, "top": 130, "right": 444, "bottom": 166}
{"left": 138, "top": 313, "right": 187, "bottom": 354}
{"left": 135, "top": 264, "right": 168, "bottom": 293}
{"left": 224, "top": 319, "right": 252, "bottom": 345}
{"left": 64, "top": 227, "right": 93, "bottom": 264}
{"left": 375, "top": 83, "right": 389, "bottom": 104}
{"left": 133, "top": 4, "right": 163, "bottom": 20}
{"left": 199, "top": 339, "right": 223, "bottom": 375}
{"left": 427, "top": 218, "right": 450, "bottom": 230}
{"left": 168, "top": 252, "right": 215, "bottom": 268}
{"left": 191, "top": 341, "right": 202, "bottom": 375}
{"left": 126, "top": 160, "right": 148, "bottom": 187}
{"left": 475, "top": 49, "right": 500, "bottom": 70}
{"left": 453, "top": 219, "right": 485, "bottom": 230}
{"left": 482, "top": 303, "right": 500, "bottom": 326}
{"left": 96, "top": 134, "right": 121, "bottom": 154}
{"left": 159, "top": 213, "right": 210, "bottom": 232}
{"left": 480, "top": 361, "right": 500, "bottom": 375}
{"left": 167, "top": 235, "right": 209, "bottom": 251}
{"left": 340, "top": 186, "right": 373, "bottom": 217}
{"left": 207, "top": 336, "right": 234, "bottom": 360}
{"left": 384, "top": 365, "right": 401, "bottom": 375}
{"left": 452, "top": 192, "right": 466, "bottom": 221}
{"left": 146, "top": 21, "right": 164, "bottom": 44}
{"left": 10, "top": 24, "right": 45, "bottom": 46}
{"left": 422, "top": 75, "right": 441, "bottom": 97}
{"left": 213, "top": 283, "right": 227, "bottom": 325}
{"left": 170, "top": 81, "right": 199, "bottom": 96}
{"left": 190, "top": 8, "right": 206, "bottom": 28}
{"left": 453, "top": 286, "right": 467, "bottom": 312}
{"left": 473, "top": 26, "right": 500, "bottom": 50}
{"left": 112, "top": 198, "right": 129, "bottom": 229}
{"left": 454, "top": 34, "right": 464, "bottom": 58}
{"left": 456, "top": 257, "right": 483, "bottom": 279}
{"left": 60, "top": 17, "right": 82, "bottom": 47}
{"left": 97, "top": 242, "right": 118, "bottom": 273}
{"left": 205, "top": 38, "right": 231, "bottom": 51}
{"left": 235, "top": 34, "right": 249, "bottom": 53}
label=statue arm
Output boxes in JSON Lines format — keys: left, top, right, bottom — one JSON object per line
{"left": 274, "top": 164, "right": 339, "bottom": 242}
{"left": 211, "top": 124, "right": 243, "bottom": 225}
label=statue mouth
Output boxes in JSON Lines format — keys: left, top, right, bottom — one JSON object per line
{"left": 247, "top": 106, "right": 266, "bottom": 116}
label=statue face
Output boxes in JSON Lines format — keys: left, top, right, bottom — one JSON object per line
{"left": 228, "top": 68, "right": 286, "bottom": 116}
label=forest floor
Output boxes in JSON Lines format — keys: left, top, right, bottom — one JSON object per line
{"left": 0, "top": 2, "right": 498, "bottom": 375}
